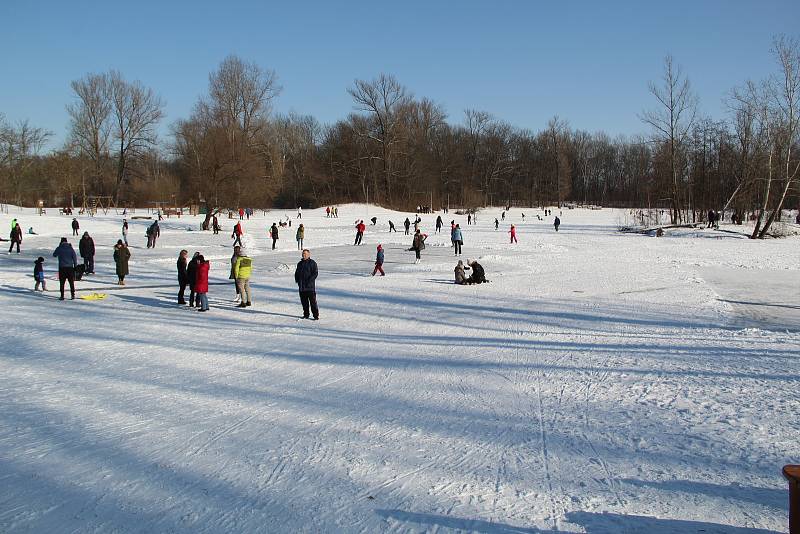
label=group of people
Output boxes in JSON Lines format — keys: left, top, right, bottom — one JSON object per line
{"left": 454, "top": 259, "right": 487, "bottom": 285}
{"left": 325, "top": 206, "right": 339, "bottom": 218}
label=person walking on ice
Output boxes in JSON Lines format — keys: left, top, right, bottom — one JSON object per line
{"left": 232, "top": 221, "right": 243, "bottom": 247}
{"left": 296, "top": 224, "right": 305, "bottom": 250}
{"left": 495, "top": 218, "right": 499, "bottom": 230}
{"left": 53, "top": 237, "right": 78, "bottom": 300}
{"left": 33, "top": 257, "right": 46, "bottom": 292}
{"left": 121, "top": 219, "right": 129, "bottom": 245}
{"left": 388, "top": 220, "right": 396, "bottom": 232}
{"left": 411, "top": 229, "right": 427, "bottom": 264}
{"left": 354, "top": 220, "right": 365, "bottom": 245}
{"left": 233, "top": 248, "right": 253, "bottom": 308}
{"left": 554, "top": 216, "right": 561, "bottom": 232}
{"left": 294, "top": 248, "right": 319, "bottom": 320}
{"left": 373, "top": 244, "right": 385, "bottom": 276}
{"left": 8, "top": 221, "right": 22, "bottom": 253}
{"left": 452, "top": 224, "right": 463, "bottom": 256}
{"left": 404, "top": 217, "right": 411, "bottom": 235}
{"left": 71, "top": 218, "right": 80, "bottom": 236}
{"left": 113, "top": 240, "right": 131, "bottom": 285}
{"left": 509, "top": 224, "right": 517, "bottom": 243}
{"left": 270, "top": 223, "right": 279, "bottom": 250}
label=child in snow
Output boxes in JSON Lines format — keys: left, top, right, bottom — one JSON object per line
{"left": 34, "top": 257, "right": 46, "bottom": 291}
{"left": 509, "top": 224, "right": 517, "bottom": 243}
{"left": 195, "top": 255, "right": 210, "bottom": 311}
{"left": 373, "top": 244, "right": 385, "bottom": 276}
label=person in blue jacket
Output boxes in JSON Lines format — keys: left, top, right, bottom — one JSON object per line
{"left": 452, "top": 224, "right": 463, "bottom": 256}
{"left": 53, "top": 237, "right": 78, "bottom": 300}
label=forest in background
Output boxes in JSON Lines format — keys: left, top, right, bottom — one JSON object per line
{"left": 1, "top": 36, "right": 798, "bottom": 238}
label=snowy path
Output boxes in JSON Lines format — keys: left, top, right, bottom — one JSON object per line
{"left": 0, "top": 206, "right": 798, "bottom": 532}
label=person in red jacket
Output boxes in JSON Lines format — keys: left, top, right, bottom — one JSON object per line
{"left": 195, "top": 255, "right": 210, "bottom": 311}
{"left": 354, "top": 220, "right": 366, "bottom": 245}
{"left": 232, "top": 221, "right": 243, "bottom": 247}
{"left": 238, "top": 207, "right": 244, "bottom": 220}
{"left": 509, "top": 224, "right": 517, "bottom": 243}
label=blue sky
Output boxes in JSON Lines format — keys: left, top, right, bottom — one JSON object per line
{"left": 1, "top": 1, "right": 798, "bottom": 149}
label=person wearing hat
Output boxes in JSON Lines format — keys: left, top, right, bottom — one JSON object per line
{"left": 8, "top": 221, "right": 22, "bottom": 253}
{"left": 372, "top": 244, "right": 385, "bottom": 276}
{"left": 71, "top": 217, "right": 80, "bottom": 236}
{"left": 233, "top": 248, "right": 253, "bottom": 307}
{"left": 33, "top": 257, "right": 46, "bottom": 292}
{"left": 53, "top": 237, "right": 78, "bottom": 299}
{"left": 454, "top": 259, "right": 468, "bottom": 285}
{"left": 79, "top": 231, "right": 96, "bottom": 274}
{"left": 294, "top": 249, "right": 319, "bottom": 320}
{"left": 113, "top": 239, "right": 131, "bottom": 285}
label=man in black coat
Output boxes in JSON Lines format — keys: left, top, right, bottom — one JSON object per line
{"left": 466, "top": 259, "right": 487, "bottom": 284}
{"left": 186, "top": 252, "right": 199, "bottom": 307}
{"left": 8, "top": 223, "right": 22, "bottom": 253}
{"left": 294, "top": 248, "right": 319, "bottom": 320}
{"left": 78, "top": 231, "right": 95, "bottom": 274}
{"left": 177, "top": 249, "right": 189, "bottom": 304}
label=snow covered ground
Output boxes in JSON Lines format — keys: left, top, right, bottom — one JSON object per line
{"left": 0, "top": 204, "right": 798, "bottom": 533}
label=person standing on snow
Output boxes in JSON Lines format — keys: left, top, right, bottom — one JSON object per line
{"left": 53, "top": 237, "right": 78, "bottom": 300}
{"left": 294, "top": 249, "right": 319, "bottom": 320}
{"left": 33, "top": 256, "right": 47, "bottom": 292}
{"left": 554, "top": 216, "right": 560, "bottom": 232}
{"left": 121, "top": 219, "right": 129, "bottom": 245}
{"left": 79, "top": 231, "right": 96, "bottom": 274}
{"left": 452, "top": 224, "right": 463, "bottom": 256}
{"left": 270, "top": 223, "right": 279, "bottom": 250}
{"left": 494, "top": 218, "right": 499, "bottom": 230}
{"left": 195, "top": 255, "right": 210, "bottom": 311}
{"left": 296, "top": 224, "right": 305, "bottom": 250}
{"left": 71, "top": 218, "right": 80, "bottom": 236}
{"left": 8, "top": 222, "right": 22, "bottom": 253}
{"left": 403, "top": 218, "right": 411, "bottom": 235}
{"left": 411, "top": 229, "right": 427, "bottom": 264}
{"left": 509, "top": 224, "right": 517, "bottom": 243}
{"left": 435, "top": 215, "right": 443, "bottom": 233}
{"left": 212, "top": 214, "right": 220, "bottom": 235}
{"left": 187, "top": 251, "right": 200, "bottom": 307}
{"left": 373, "top": 244, "right": 385, "bottom": 276}
{"left": 354, "top": 220, "right": 365, "bottom": 245}
{"left": 233, "top": 248, "right": 253, "bottom": 307}
{"left": 113, "top": 240, "right": 131, "bottom": 285}
{"left": 177, "top": 249, "right": 189, "bottom": 305}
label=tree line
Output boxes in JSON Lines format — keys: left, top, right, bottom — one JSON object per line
{"left": 1, "top": 35, "right": 797, "bottom": 238}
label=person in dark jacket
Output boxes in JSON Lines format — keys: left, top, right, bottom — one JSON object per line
{"left": 8, "top": 222, "right": 22, "bottom": 253}
{"left": 34, "top": 257, "right": 46, "bottom": 292}
{"left": 466, "top": 259, "right": 487, "bottom": 284}
{"left": 372, "top": 244, "right": 385, "bottom": 276}
{"left": 404, "top": 217, "right": 411, "bottom": 235}
{"left": 294, "top": 249, "right": 319, "bottom": 320}
{"left": 78, "top": 232, "right": 95, "bottom": 274}
{"left": 435, "top": 215, "right": 443, "bottom": 233}
{"left": 53, "top": 237, "right": 78, "bottom": 300}
{"left": 71, "top": 218, "right": 80, "bottom": 236}
{"left": 113, "top": 240, "right": 131, "bottom": 285}
{"left": 411, "top": 229, "right": 427, "bottom": 264}
{"left": 388, "top": 220, "right": 396, "bottom": 232}
{"left": 187, "top": 251, "right": 200, "bottom": 307}
{"left": 554, "top": 216, "right": 561, "bottom": 232}
{"left": 270, "top": 223, "right": 279, "bottom": 249}
{"left": 146, "top": 222, "right": 160, "bottom": 248}
{"left": 177, "top": 249, "right": 189, "bottom": 304}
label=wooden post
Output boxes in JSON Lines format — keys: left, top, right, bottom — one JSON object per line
{"left": 785, "top": 465, "right": 800, "bottom": 534}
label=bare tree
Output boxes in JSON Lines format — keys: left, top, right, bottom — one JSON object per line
{"left": 0, "top": 119, "right": 52, "bottom": 204}
{"left": 640, "top": 55, "right": 698, "bottom": 223}
{"left": 66, "top": 73, "right": 112, "bottom": 193}
{"left": 758, "top": 35, "right": 800, "bottom": 237}
{"left": 107, "top": 70, "right": 165, "bottom": 203}
{"left": 348, "top": 73, "right": 411, "bottom": 203}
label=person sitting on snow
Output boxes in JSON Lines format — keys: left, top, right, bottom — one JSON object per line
{"left": 465, "top": 259, "right": 487, "bottom": 284}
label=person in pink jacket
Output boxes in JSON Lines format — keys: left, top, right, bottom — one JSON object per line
{"left": 509, "top": 224, "right": 517, "bottom": 244}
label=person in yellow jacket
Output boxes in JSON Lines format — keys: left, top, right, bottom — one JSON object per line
{"left": 233, "top": 249, "right": 253, "bottom": 308}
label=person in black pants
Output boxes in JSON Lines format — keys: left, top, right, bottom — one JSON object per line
{"left": 186, "top": 252, "right": 199, "bottom": 307}
{"left": 79, "top": 231, "right": 95, "bottom": 274}
{"left": 177, "top": 249, "right": 189, "bottom": 304}
{"left": 52, "top": 237, "right": 78, "bottom": 300}
{"left": 9, "top": 223, "right": 22, "bottom": 253}
{"left": 294, "top": 248, "right": 319, "bottom": 320}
